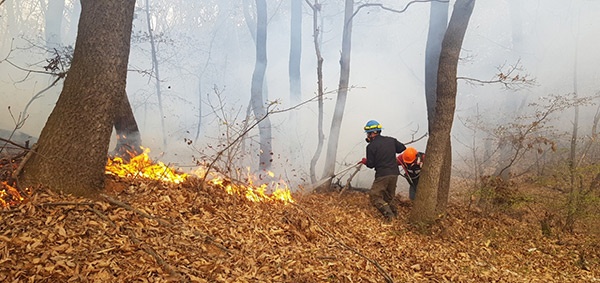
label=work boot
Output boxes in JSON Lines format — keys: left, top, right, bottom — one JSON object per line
{"left": 377, "top": 204, "right": 395, "bottom": 222}
{"left": 389, "top": 205, "right": 398, "bottom": 217}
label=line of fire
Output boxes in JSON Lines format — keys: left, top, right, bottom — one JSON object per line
{"left": 1, "top": 147, "right": 294, "bottom": 210}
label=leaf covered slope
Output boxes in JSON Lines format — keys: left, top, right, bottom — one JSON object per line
{"left": 1, "top": 178, "right": 598, "bottom": 282}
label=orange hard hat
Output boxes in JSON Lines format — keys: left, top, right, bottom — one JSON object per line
{"left": 402, "top": 147, "right": 418, "bottom": 164}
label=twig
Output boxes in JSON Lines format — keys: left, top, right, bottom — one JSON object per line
{"left": 339, "top": 164, "right": 362, "bottom": 196}
{"left": 12, "top": 143, "right": 37, "bottom": 181}
{"left": 87, "top": 207, "right": 117, "bottom": 229}
{"left": 351, "top": 0, "right": 448, "bottom": 23}
{"left": 0, "top": 137, "right": 30, "bottom": 150}
{"left": 38, "top": 202, "right": 95, "bottom": 207}
{"left": 291, "top": 203, "right": 394, "bottom": 283}
{"left": 100, "top": 193, "right": 173, "bottom": 227}
{"left": 126, "top": 228, "right": 186, "bottom": 282}
{"left": 191, "top": 230, "right": 233, "bottom": 255}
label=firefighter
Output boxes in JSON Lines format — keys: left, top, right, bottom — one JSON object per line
{"left": 397, "top": 147, "right": 425, "bottom": 201}
{"left": 359, "top": 120, "right": 407, "bottom": 222}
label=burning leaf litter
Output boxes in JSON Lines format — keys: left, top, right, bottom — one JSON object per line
{"left": 0, "top": 150, "right": 598, "bottom": 282}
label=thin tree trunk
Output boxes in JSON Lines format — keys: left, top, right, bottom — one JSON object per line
{"left": 289, "top": 0, "right": 302, "bottom": 107}
{"left": 289, "top": 0, "right": 303, "bottom": 162}
{"left": 112, "top": 90, "right": 142, "bottom": 161}
{"left": 145, "top": 0, "right": 167, "bottom": 150}
{"left": 45, "top": 0, "right": 65, "bottom": 50}
{"left": 410, "top": 0, "right": 475, "bottom": 225}
{"left": 250, "top": 0, "right": 273, "bottom": 171}
{"left": 322, "top": 0, "right": 353, "bottom": 179}
{"left": 307, "top": 0, "right": 325, "bottom": 184}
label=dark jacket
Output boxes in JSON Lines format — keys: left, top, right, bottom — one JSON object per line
{"left": 399, "top": 152, "right": 425, "bottom": 181}
{"left": 365, "top": 135, "right": 406, "bottom": 178}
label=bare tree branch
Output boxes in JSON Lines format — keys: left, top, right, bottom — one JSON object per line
{"left": 351, "top": 0, "right": 449, "bottom": 23}
{"left": 457, "top": 59, "right": 537, "bottom": 90}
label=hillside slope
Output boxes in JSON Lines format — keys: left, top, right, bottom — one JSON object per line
{"left": 0, "top": 176, "right": 598, "bottom": 282}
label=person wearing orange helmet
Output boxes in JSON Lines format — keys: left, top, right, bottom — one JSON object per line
{"left": 397, "top": 147, "right": 425, "bottom": 201}
{"left": 359, "top": 120, "right": 407, "bottom": 222}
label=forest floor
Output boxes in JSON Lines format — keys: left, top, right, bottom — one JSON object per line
{"left": 1, "top": 159, "right": 599, "bottom": 282}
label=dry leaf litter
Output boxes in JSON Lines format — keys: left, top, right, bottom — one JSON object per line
{"left": 0, "top": 173, "right": 599, "bottom": 282}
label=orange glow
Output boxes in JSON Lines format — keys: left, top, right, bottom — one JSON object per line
{"left": 0, "top": 181, "right": 25, "bottom": 208}
{"left": 207, "top": 172, "right": 294, "bottom": 204}
{"left": 105, "top": 147, "right": 188, "bottom": 184}
{"left": 107, "top": 149, "right": 294, "bottom": 204}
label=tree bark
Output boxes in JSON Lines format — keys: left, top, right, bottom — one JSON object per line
{"left": 145, "top": 0, "right": 167, "bottom": 150}
{"left": 250, "top": 0, "right": 273, "bottom": 171}
{"left": 322, "top": 0, "right": 353, "bottom": 180}
{"left": 307, "top": 0, "right": 325, "bottom": 184}
{"left": 288, "top": 0, "right": 303, "bottom": 162}
{"left": 410, "top": 0, "right": 475, "bottom": 225}
{"left": 289, "top": 0, "right": 302, "bottom": 107}
{"left": 111, "top": 90, "right": 142, "bottom": 161}
{"left": 19, "top": 0, "right": 136, "bottom": 197}
{"left": 424, "top": 0, "right": 450, "bottom": 215}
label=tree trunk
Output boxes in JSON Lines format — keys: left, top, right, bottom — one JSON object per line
{"left": 288, "top": 0, "right": 303, "bottom": 162}
{"left": 19, "top": 0, "right": 136, "bottom": 197}
{"left": 145, "top": 0, "right": 167, "bottom": 150}
{"left": 410, "top": 0, "right": 475, "bottom": 225}
{"left": 45, "top": 0, "right": 65, "bottom": 50}
{"left": 111, "top": 90, "right": 142, "bottom": 161}
{"left": 289, "top": 0, "right": 302, "bottom": 107}
{"left": 251, "top": 0, "right": 273, "bottom": 171}
{"left": 322, "top": 0, "right": 353, "bottom": 179}
{"left": 308, "top": 0, "right": 325, "bottom": 184}
{"left": 424, "top": 0, "right": 450, "bottom": 215}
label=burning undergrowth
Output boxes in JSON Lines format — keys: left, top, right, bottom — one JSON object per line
{"left": 1, "top": 147, "right": 294, "bottom": 209}
{"left": 0, "top": 150, "right": 598, "bottom": 282}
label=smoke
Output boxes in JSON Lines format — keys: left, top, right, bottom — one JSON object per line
{"left": 1, "top": 0, "right": 600, "bottom": 193}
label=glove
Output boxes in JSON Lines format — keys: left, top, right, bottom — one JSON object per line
{"left": 359, "top": 158, "right": 367, "bottom": 165}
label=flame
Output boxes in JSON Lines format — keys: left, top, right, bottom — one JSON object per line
{"left": 106, "top": 149, "right": 294, "bottom": 204}
{"left": 2, "top": 148, "right": 294, "bottom": 209}
{"left": 207, "top": 174, "right": 294, "bottom": 204}
{"left": 0, "top": 181, "right": 25, "bottom": 208}
{"left": 105, "top": 147, "right": 188, "bottom": 184}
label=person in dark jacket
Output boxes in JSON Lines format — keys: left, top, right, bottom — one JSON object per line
{"left": 359, "top": 120, "right": 407, "bottom": 221}
{"left": 397, "top": 147, "right": 425, "bottom": 201}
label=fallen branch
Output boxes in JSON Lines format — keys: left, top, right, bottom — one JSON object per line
{"left": 11, "top": 143, "right": 37, "bottom": 181}
{"left": 87, "top": 207, "right": 117, "bottom": 229}
{"left": 339, "top": 164, "right": 363, "bottom": 196}
{"left": 100, "top": 193, "right": 173, "bottom": 227}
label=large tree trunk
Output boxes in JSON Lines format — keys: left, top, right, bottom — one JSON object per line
{"left": 19, "top": 0, "right": 136, "bottom": 197}
{"left": 424, "top": 0, "right": 450, "bottom": 215}
{"left": 410, "top": 0, "right": 475, "bottom": 225}
{"left": 251, "top": 0, "right": 273, "bottom": 171}
{"left": 321, "top": 0, "right": 353, "bottom": 179}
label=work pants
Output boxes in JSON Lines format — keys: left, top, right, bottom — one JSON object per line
{"left": 368, "top": 175, "right": 398, "bottom": 218}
